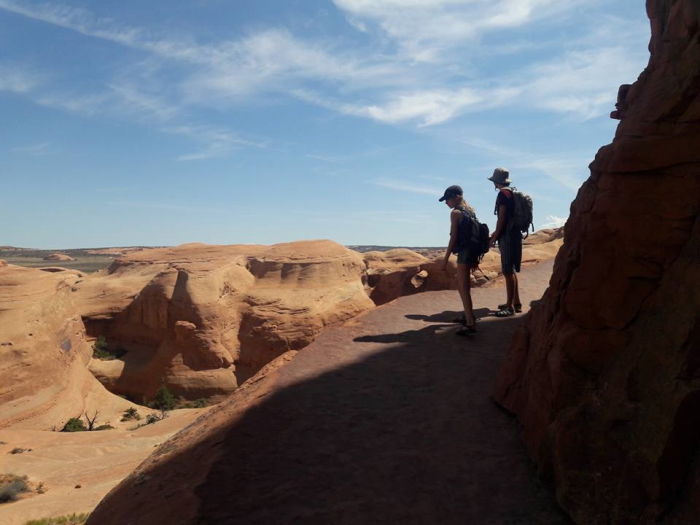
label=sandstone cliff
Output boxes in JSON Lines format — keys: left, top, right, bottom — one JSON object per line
{"left": 74, "top": 240, "right": 375, "bottom": 402}
{"left": 0, "top": 265, "right": 132, "bottom": 430}
{"left": 494, "top": 1, "right": 700, "bottom": 523}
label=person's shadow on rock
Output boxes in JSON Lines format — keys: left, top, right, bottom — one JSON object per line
{"left": 405, "top": 307, "right": 490, "bottom": 323}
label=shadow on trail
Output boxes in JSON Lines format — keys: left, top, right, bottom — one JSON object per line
{"left": 187, "top": 315, "right": 571, "bottom": 525}
{"left": 405, "top": 307, "right": 491, "bottom": 324}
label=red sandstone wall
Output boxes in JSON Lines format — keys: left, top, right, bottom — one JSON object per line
{"left": 493, "top": 1, "right": 700, "bottom": 523}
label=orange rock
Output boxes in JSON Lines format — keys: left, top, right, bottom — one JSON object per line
{"left": 74, "top": 240, "right": 376, "bottom": 402}
{"left": 43, "top": 253, "right": 76, "bottom": 261}
{"left": 493, "top": 1, "right": 700, "bottom": 523}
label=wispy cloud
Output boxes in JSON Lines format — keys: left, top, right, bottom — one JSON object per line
{"left": 305, "top": 154, "right": 344, "bottom": 163}
{"left": 0, "top": 0, "right": 648, "bottom": 133}
{"left": 333, "top": 0, "right": 589, "bottom": 62}
{"left": 0, "top": 65, "right": 42, "bottom": 93}
{"left": 373, "top": 179, "right": 443, "bottom": 196}
{"left": 541, "top": 215, "right": 567, "bottom": 229}
{"left": 11, "top": 142, "right": 53, "bottom": 155}
{"left": 163, "top": 125, "right": 268, "bottom": 161}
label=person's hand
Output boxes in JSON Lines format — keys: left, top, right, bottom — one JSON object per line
{"left": 489, "top": 235, "right": 497, "bottom": 248}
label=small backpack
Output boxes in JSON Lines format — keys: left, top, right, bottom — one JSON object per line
{"left": 498, "top": 187, "right": 534, "bottom": 237}
{"left": 454, "top": 208, "right": 490, "bottom": 263}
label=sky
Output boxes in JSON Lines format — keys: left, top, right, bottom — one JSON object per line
{"left": 1, "top": 0, "right": 651, "bottom": 249}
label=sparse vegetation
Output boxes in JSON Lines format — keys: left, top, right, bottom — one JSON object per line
{"left": 181, "top": 398, "right": 209, "bottom": 409}
{"left": 121, "top": 407, "right": 141, "bottom": 422}
{"left": 92, "top": 336, "right": 127, "bottom": 360}
{"left": 10, "top": 447, "right": 31, "bottom": 454}
{"left": 130, "top": 410, "right": 168, "bottom": 430}
{"left": 60, "top": 412, "right": 113, "bottom": 432}
{"left": 23, "top": 513, "right": 90, "bottom": 525}
{"left": 61, "top": 418, "right": 86, "bottom": 433}
{"left": 0, "top": 474, "right": 29, "bottom": 503}
{"left": 145, "top": 411, "right": 167, "bottom": 425}
{"left": 148, "top": 386, "right": 177, "bottom": 411}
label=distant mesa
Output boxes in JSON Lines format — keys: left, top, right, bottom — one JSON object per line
{"left": 43, "top": 253, "right": 76, "bottom": 261}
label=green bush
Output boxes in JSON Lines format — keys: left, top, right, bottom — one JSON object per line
{"left": 23, "top": 513, "right": 90, "bottom": 525}
{"left": 94, "top": 424, "right": 114, "bottom": 431}
{"left": 61, "top": 418, "right": 86, "bottom": 433}
{"left": 10, "top": 448, "right": 27, "bottom": 454}
{"left": 92, "top": 336, "right": 126, "bottom": 360}
{"left": 0, "top": 475, "right": 29, "bottom": 503}
{"left": 120, "top": 407, "right": 141, "bottom": 422}
{"left": 149, "top": 386, "right": 177, "bottom": 411}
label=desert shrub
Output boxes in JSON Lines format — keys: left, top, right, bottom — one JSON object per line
{"left": 10, "top": 448, "right": 29, "bottom": 454}
{"left": 0, "top": 474, "right": 29, "bottom": 503}
{"left": 61, "top": 418, "right": 86, "bottom": 433}
{"left": 94, "top": 424, "right": 114, "bottom": 431}
{"left": 149, "top": 386, "right": 177, "bottom": 411}
{"left": 92, "top": 336, "right": 126, "bottom": 360}
{"left": 37, "top": 482, "right": 46, "bottom": 494}
{"left": 120, "top": 407, "right": 140, "bottom": 422}
{"left": 145, "top": 414, "right": 160, "bottom": 425}
{"left": 23, "top": 513, "right": 90, "bottom": 525}
{"left": 183, "top": 398, "right": 208, "bottom": 409}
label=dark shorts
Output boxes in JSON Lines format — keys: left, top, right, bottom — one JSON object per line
{"left": 457, "top": 249, "right": 478, "bottom": 266}
{"left": 498, "top": 229, "right": 522, "bottom": 274}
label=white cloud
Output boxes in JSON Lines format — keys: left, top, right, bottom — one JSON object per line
{"left": 163, "top": 125, "right": 267, "bottom": 161}
{"left": 373, "top": 179, "right": 443, "bottom": 196}
{"left": 541, "top": 215, "right": 567, "bottom": 229}
{"left": 0, "top": 0, "right": 649, "bottom": 131}
{"left": 521, "top": 46, "right": 647, "bottom": 120}
{"left": 10, "top": 142, "right": 52, "bottom": 155}
{"left": 0, "top": 65, "right": 42, "bottom": 93}
{"left": 333, "top": 0, "right": 588, "bottom": 62}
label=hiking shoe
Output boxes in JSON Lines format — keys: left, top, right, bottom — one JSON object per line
{"left": 495, "top": 306, "right": 515, "bottom": 317}
{"left": 498, "top": 303, "right": 522, "bottom": 313}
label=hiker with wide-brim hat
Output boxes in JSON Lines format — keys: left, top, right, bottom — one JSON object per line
{"left": 488, "top": 168, "right": 522, "bottom": 317}
{"left": 439, "top": 185, "right": 478, "bottom": 335}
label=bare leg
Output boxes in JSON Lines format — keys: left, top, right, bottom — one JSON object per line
{"left": 457, "top": 264, "right": 476, "bottom": 326}
{"left": 513, "top": 272, "right": 521, "bottom": 307}
{"left": 504, "top": 272, "right": 514, "bottom": 308}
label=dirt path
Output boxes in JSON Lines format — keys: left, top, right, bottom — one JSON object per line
{"left": 187, "top": 260, "right": 569, "bottom": 524}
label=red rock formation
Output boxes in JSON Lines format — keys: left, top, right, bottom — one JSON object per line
{"left": 43, "top": 253, "right": 76, "bottom": 261}
{"left": 493, "top": 1, "right": 700, "bottom": 523}
{"left": 76, "top": 240, "right": 376, "bottom": 402}
{"left": 0, "top": 264, "right": 132, "bottom": 430}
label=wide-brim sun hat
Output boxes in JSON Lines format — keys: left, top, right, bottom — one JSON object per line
{"left": 488, "top": 167, "right": 511, "bottom": 185}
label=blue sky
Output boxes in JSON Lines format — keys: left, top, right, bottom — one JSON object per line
{"left": 1, "top": 0, "right": 650, "bottom": 249}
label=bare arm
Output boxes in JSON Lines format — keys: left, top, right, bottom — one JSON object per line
{"left": 490, "top": 204, "right": 508, "bottom": 245}
{"left": 443, "top": 210, "right": 462, "bottom": 268}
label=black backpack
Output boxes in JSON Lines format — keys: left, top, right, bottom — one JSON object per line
{"left": 510, "top": 187, "right": 534, "bottom": 237}
{"left": 454, "top": 208, "right": 490, "bottom": 263}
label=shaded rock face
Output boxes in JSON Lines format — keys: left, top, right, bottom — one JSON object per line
{"left": 494, "top": 1, "right": 700, "bottom": 523}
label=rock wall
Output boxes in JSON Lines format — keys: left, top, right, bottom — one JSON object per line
{"left": 75, "top": 241, "right": 376, "bottom": 402}
{"left": 493, "top": 1, "right": 700, "bottom": 523}
{"left": 0, "top": 265, "right": 132, "bottom": 430}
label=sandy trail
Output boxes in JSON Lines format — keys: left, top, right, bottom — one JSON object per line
{"left": 0, "top": 409, "right": 205, "bottom": 525}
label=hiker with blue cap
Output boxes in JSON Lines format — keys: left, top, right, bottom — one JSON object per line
{"left": 438, "top": 185, "right": 480, "bottom": 335}
{"left": 488, "top": 167, "right": 530, "bottom": 317}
